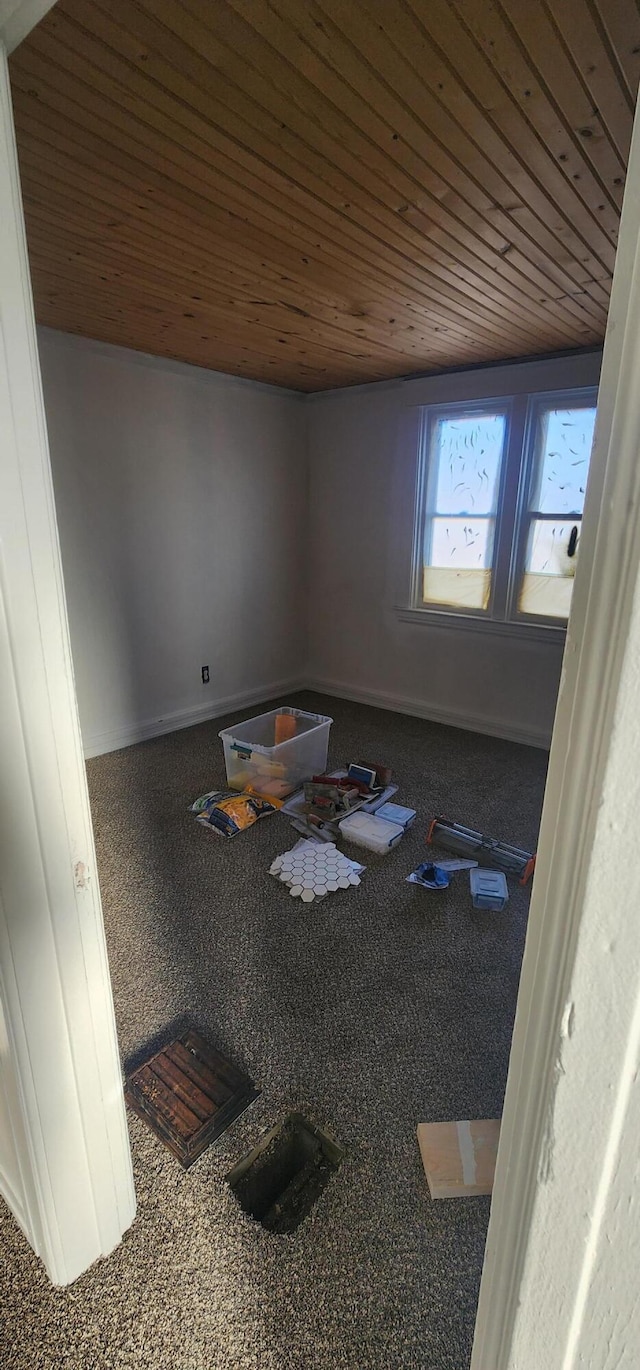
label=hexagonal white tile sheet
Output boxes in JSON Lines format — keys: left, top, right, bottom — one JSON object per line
{"left": 269, "top": 840, "right": 365, "bottom": 904}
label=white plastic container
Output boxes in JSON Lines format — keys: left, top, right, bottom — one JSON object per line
{"left": 219, "top": 707, "right": 333, "bottom": 798}
{"left": 338, "top": 811, "right": 405, "bottom": 853}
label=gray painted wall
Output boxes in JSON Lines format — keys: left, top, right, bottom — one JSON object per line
{"left": 306, "top": 350, "right": 602, "bottom": 747}
{"left": 39, "top": 330, "right": 601, "bottom": 755}
{"left": 39, "top": 330, "right": 307, "bottom": 756}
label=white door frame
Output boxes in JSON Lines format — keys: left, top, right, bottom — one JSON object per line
{"left": 0, "top": 11, "right": 135, "bottom": 1286}
{"left": 472, "top": 87, "right": 640, "bottom": 1370}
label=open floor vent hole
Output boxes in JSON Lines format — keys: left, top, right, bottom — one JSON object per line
{"left": 227, "top": 1112, "right": 343, "bottom": 1234}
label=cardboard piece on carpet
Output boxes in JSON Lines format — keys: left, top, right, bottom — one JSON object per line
{"left": 417, "top": 1119, "right": 500, "bottom": 1199}
{"left": 125, "top": 1028, "right": 259, "bottom": 1168}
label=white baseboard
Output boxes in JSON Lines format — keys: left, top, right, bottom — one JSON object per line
{"left": 82, "top": 677, "right": 307, "bottom": 758}
{"left": 83, "top": 672, "right": 551, "bottom": 758}
{"left": 305, "top": 676, "right": 552, "bottom": 749}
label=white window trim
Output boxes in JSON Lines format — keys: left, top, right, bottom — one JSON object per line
{"left": 506, "top": 387, "right": 598, "bottom": 628}
{"left": 395, "top": 606, "right": 567, "bottom": 644}
{"left": 402, "top": 385, "right": 598, "bottom": 641}
{"left": 409, "top": 396, "right": 513, "bottom": 623}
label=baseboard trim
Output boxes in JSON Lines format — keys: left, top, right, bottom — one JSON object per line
{"left": 82, "top": 677, "right": 307, "bottom": 758}
{"left": 83, "top": 673, "right": 552, "bottom": 758}
{"left": 305, "top": 676, "right": 552, "bottom": 749}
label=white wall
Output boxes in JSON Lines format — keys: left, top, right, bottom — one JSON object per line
{"left": 40, "top": 329, "right": 602, "bottom": 759}
{"left": 306, "top": 350, "right": 602, "bottom": 747}
{"left": 38, "top": 330, "right": 307, "bottom": 757}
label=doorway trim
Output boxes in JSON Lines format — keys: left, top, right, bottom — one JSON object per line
{"left": 471, "top": 94, "right": 640, "bottom": 1369}
{"left": 0, "top": 12, "right": 135, "bottom": 1287}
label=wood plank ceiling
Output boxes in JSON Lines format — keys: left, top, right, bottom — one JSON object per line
{"left": 9, "top": 0, "right": 640, "bottom": 391}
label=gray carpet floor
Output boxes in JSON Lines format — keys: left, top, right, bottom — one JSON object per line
{"left": 0, "top": 691, "right": 548, "bottom": 1370}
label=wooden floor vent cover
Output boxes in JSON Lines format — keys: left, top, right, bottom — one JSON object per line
{"left": 125, "top": 1028, "right": 259, "bottom": 1168}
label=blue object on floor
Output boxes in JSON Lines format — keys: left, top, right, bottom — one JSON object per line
{"left": 470, "top": 868, "right": 509, "bottom": 911}
{"left": 375, "top": 802, "right": 416, "bottom": 830}
{"left": 407, "top": 861, "right": 451, "bottom": 890}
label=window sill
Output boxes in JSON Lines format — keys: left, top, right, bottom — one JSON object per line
{"left": 396, "top": 606, "right": 567, "bottom": 644}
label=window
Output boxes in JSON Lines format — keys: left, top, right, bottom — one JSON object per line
{"left": 411, "top": 387, "right": 597, "bottom": 631}
{"left": 420, "top": 407, "right": 508, "bottom": 613}
{"left": 516, "top": 399, "right": 597, "bottom": 622}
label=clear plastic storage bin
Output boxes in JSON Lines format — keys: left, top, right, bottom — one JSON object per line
{"left": 469, "top": 868, "right": 509, "bottom": 911}
{"left": 219, "top": 707, "right": 333, "bottom": 798}
{"left": 338, "top": 811, "right": 405, "bottom": 853}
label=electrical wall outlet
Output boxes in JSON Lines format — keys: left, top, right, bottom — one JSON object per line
{"left": 201, "top": 666, "right": 210, "bottom": 684}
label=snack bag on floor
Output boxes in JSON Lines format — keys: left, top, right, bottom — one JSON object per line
{"left": 189, "top": 790, "right": 277, "bottom": 838}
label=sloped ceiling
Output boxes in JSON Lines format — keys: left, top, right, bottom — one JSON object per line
{"left": 9, "top": 0, "right": 640, "bottom": 391}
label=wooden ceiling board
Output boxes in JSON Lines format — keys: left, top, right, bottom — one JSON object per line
{"left": 28, "top": 2, "right": 584, "bottom": 348}
{"left": 226, "top": 0, "right": 610, "bottom": 318}
{"left": 592, "top": 0, "right": 640, "bottom": 104}
{"left": 13, "top": 29, "right": 553, "bottom": 358}
{"left": 9, "top": 0, "right": 640, "bottom": 391}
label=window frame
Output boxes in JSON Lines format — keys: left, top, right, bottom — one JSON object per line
{"left": 506, "top": 386, "right": 599, "bottom": 629}
{"left": 410, "top": 396, "right": 514, "bottom": 623}
{"left": 406, "top": 384, "right": 598, "bottom": 639}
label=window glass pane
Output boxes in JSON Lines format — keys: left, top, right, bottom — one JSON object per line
{"left": 423, "top": 566, "right": 492, "bottom": 611}
{"left": 519, "top": 571, "right": 574, "bottom": 619}
{"left": 535, "top": 407, "right": 596, "bottom": 515}
{"left": 432, "top": 413, "right": 506, "bottom": 515}
{"left": 527, "top": 517, "right": 579, "bottom": 575}
{"left": 518, "top": 399, "right": 596, "bottom": 623}
{"left": 419, "top": 409, "right": 506, "bottom": 614}
{"left": 423, "top": 517, "right": 493, "bottom": 610}
{"left": 429, "top": 516, "right": 492, "bottom": 569}
{"left": 519, "top": 518, "right": 580, "bottom": 619}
